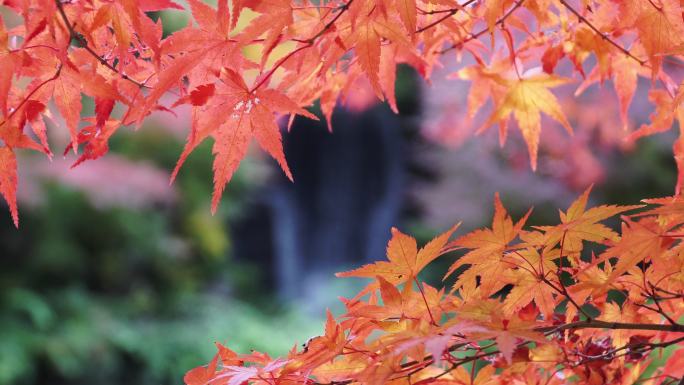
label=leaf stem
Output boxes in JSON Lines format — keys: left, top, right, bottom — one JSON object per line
{"left": 414, "top": 277, "right": 438, "bottom": 326}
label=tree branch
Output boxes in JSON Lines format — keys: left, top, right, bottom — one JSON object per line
{"left": 55, "top": 0, "right": 147, "bottom": 88}
{"left": 250, "top": 0, "right": 354, "bottom": 93}
{"left": 558, "top": 0, "right": 646, "bottom": 66}
{"left": 0, "top": 65, "right": 62, "bottom": 129}
{"left": 439, "top": 0, "right": 525, "bottom": 54}
{"left": 539, "top": 319, "right": 684, "bottom": 334}
{"left": 415, "top": 0, "right": 478, "bottom": 34}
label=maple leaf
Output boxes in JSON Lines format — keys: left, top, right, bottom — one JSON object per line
{"left": 570, "top": 261, "right": 614, "bottom": 308}
{"left": 630, "top": 0, "right": 684, "bottom": 79}
{"left": 170, "top": 69, "right": 317, "bottom": 213}
{"left": 337, "top": 224, "right": 460, "bottom": 285}
{"left": 183, "top": 353, "right": 218, "bottom": 385}
{"left": 214, "top": 359, "right": 289, "bottom": 385}
{"left": 484, "top": 74, "right": 573, "bottom": 170}
{"left": 69, "top": 119, "right": 121, "bottom": 169}
{"left": 348, "top": 276, "right": 443, "bottom": 323}
{"left": 52, "top": 71, "right": 83, "bottom": 151}
{"left": 394, "top": 319, "right": 487, "bottom": 365}
{"left": 599, "top": 302, "right": 651, "bottom": 349}
{"left": 455, "top": 58, "right": 509, "bottom": 119}
{"left": 501, "top": 248, "right": 557, "bottom": 319}
{"left": 457, "top": 300, "right": 547, "bottom": 364}
{"left": 351, "top": 9, "right": 411, "bottom": 101}
{"left": 481, "top": 0, "right": 510, "bottom": 33}
{"left": 575, "top": 53, "right": 642, "bottom": 130}
{"left": 311, "top": 356, "right": 367, "bottom": 383}
{"left": 125, "top": 0, "right": 243, "bottom": 124}
{"left": 0, "top": 146, "right": 18, "bottom": 227}
{"left": 287, "top": 310, "right": 346, "bottom": 373}
{"left": 237, "top": 0, "right": 294, "bottom": 66}
{"left": 395, "top": 0, "right": 417, "bottom": 34}
{"left": 534, "top": 186, "right": 642, "bottom": 259}
{"left": 449, "top": 365, "right": 496, "bottom": 385}
{"left": 447, "top": 194, "right": 530, "bottom": 296}
{"left": 593, "top": 216, "right": 668, "bottom": 280}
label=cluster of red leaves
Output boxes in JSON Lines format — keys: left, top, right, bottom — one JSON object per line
{"left": 3, "top": 0, "right": 684, "bottom": 226}
{"left": 186, "top": 187, "right": 684, "bottom": 385}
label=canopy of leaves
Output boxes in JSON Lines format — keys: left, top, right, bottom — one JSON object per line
{"left": 2, "top": 0, "right": 684, "bottom": 226}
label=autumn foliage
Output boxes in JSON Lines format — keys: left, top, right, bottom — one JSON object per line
{"left": 182, "top": 189, "right": 684, "bottom": 385}
{"left": 3, "top": 0, "right": 684, "bottom": 383}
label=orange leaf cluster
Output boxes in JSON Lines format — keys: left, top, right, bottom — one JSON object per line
{"left": 187, "top": 188, "right": 684, "bottom": 385}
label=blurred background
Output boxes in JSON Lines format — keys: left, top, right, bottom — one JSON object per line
{"left": 1, "top": 5, "right": 681, "bottom": 385}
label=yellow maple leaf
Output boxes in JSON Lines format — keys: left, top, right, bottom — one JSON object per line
{"left": 447, "top": 194, "right": 531, "bottom": 296}
{"left": 485, "top": 74, "right": 573, "bottom": 170}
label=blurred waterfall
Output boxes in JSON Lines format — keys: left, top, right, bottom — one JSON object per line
{"left": 269, "top": 106, "right": 405, "bottom": 303}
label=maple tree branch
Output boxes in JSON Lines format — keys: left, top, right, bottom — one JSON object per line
{"left": 307, "top": 0, "right": 354, "bottom": 44}
{"left": 572, "top": 336, "right": 684, "bottom": 369}
{"left": 645, "top": 283, "right": 680, "bottom": 325}
{"left": 550, "top": 231, "right": 594, "bottom": 320}
{"left": 417, "top": 7, "right": 462, "bottom": 16}
{"left": 0, "top": 65, "right": 62, "bottom": 129}
{"left": 415, "top": 0, "right": 477, "bottom": 34}
{"left": 250, "top": 0, "right": 354, "bottom": 93}
{"left": 539, "top": 319, "right": 684, "bottom": 333}
{"left": 646, "top": 0, "right": 664, "bottom": 12}
{"left": 314, "top": 327, "right": 684, "bottom": 385}
{"left": 55, "top": 0, "right": 148, "bottom": 88}
{"left": 558, "top": 0, "right": 647, "bottom": 66}
{"left": 439, "top": 0, "right": 525, "bottom": 54}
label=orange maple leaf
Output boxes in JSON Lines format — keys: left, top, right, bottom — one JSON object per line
{"left": 0, "top": 146, "right": 18, "bottom": 227}
{"left": 447, "top": 194, "right": 530, "bottom": 296}
{"left": 534, "top": 186, "right": 642, "bottom": 258}
{"left": 171, "top": 69, "right": 317, "bottom": 213}
{"left": 337, "top": 224, "right": 460, "bottom": 285}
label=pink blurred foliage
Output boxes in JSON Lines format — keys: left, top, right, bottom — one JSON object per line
{"left": 19, "top": 154, "right": 176, "bottom": 210}
{"left": 418, "top": 20, "right": 681, "bottom": 193}
{"left": 15, "top": 99, "right": 180, "bottom": 211}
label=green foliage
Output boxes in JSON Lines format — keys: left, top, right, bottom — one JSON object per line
{"left": 0, "top": 288, "right": 319, "bottom": 385}
{"left": 0, "top": 127, "right": 318, "bottom": 385}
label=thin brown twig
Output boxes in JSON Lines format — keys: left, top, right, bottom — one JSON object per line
{"left": 439, "top": 0, "right": 525, "bottom": 54}
{"left": 553, "top": 231, "right": 593, "bottom": 320}
{"left": 249, "top": 0, "right": 354, "bottom": 93}
{"left": 647, "top": 283, "right": 680, "bottom": 325}
{"left": 0, "top": 65, "right": 63, "bottom": 129}
{"left": 55, "top": 0, "right": 148, "bottom": 88}
{"left": 558, "top": 0, "right": 646, "bottom": 66}
{"left": 415, "top": 0, "right": 477, "bottom": 34}
{"left": 414, "top": 277, "right": 438, "bottom": 326}
{"left": 538, "top": 319, "right": 684, "bottom": 334}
